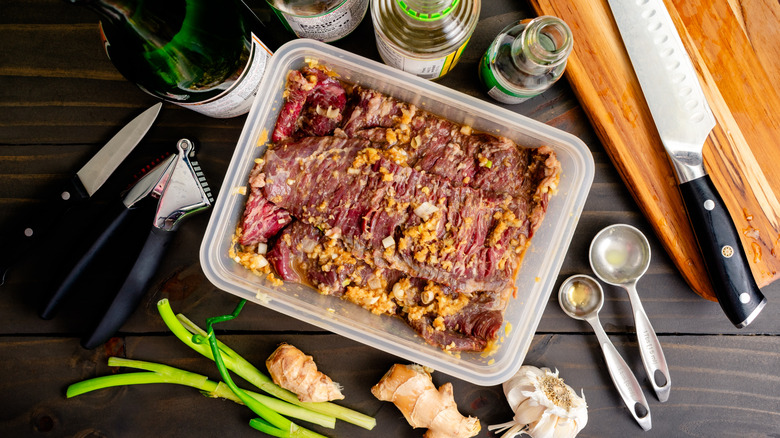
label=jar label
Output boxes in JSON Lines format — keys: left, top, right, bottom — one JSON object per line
{"left": 375, "top": 32, "right": 470, "bottom": 79}
{"left": 177, "top": 34, "right": 272, "bottom": 118}
{"left": 479, "top": 53, "right": 535, "bottom": 104}
{"left": 273, "top": 0, "right": 368, "bottom": 42}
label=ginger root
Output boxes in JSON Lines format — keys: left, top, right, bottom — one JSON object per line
{"left": 371, "top": 364, "right": 481, "bottom": 438}
{"left": 266, "top": 343, "right": 344, "bottom": 403}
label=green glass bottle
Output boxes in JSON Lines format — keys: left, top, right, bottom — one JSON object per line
{"left": 69, "top": 0, "right": 278, "bottom": 118}
{"left": 479, "top": 16, "right": 573, "bottom": 104}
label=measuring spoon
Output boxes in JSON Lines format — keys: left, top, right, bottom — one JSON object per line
{"left": 589, "top": 223, "right": 671, "bottom": 402}
{"left": 559, "top": 274, "right": 652, "bottom": 431}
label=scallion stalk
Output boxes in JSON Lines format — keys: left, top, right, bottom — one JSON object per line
{"left": 198, "top": 301, "right": 325, "bottom": 438}
{"left": 65, "top": 357, "right": 336, "bottom": 429}
{"left": 157, "top": 298, "right": 376, "bottom": 431}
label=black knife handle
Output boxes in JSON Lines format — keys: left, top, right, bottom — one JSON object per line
{"left": 680, "top": 175, "right": 766, "bottom": 327}
{"left": 39, "top": 201, "right": 140, "bottom": 320}
{"left": 0, "top": 176, "right": 91, "bottom": 286}
{"left": 82, "top": 226, "right": 174, "bottom": 349}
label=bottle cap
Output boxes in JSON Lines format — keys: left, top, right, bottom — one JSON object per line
{"left": 396, "top": 0, "right": 459, "bottom": 21}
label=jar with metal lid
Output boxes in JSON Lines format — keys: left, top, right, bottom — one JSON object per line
{"left": 370, "top": 0, "right": 480, "bottom": 80}
{"left": 267, "top": 0, "right": 369, "bottom": 42}
{"left": 479, "top": 15, "right": 573, "bottom": 104}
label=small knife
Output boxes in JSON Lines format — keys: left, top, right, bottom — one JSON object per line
{"left": 0, "top": 102, "right": 162, "bottom": 286}
{"left": 39, "top": 153, "right": 176, "bottom": 320}
{"left": 607, "top": 0, "right": 766, "bottom": 327}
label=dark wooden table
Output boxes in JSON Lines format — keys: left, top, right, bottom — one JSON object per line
{"left": 2, "top": 1, "right": 778, "bottom": 437}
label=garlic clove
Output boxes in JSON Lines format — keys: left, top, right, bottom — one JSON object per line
{"left": 551, "top": 418, "right": 579, "bottom": 438}
{"left": 513, "top": 397, "right": 545, "bottom": 425}
{"left": 528, "top": 412, "right": 558, "bottom": 438}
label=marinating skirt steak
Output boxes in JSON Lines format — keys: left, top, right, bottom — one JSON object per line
{"left": 233, "top": 66, "right": 561, "bottom": 352}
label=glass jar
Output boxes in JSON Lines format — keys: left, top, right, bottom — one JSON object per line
{"left": 479, "top": 15, "right": 573, "bottom": 104}
{"left": 370, "top": 0, "right": 480, "bottom": 80}
{"left": 266, "top": 0, "right": 369, "bottom": 42}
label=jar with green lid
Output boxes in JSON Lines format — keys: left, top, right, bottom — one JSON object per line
{"left": 479, "top": 15, "right": 573, "bottom": 104}
{"left": 370, "top": 0, "right": 480, "bottom": 80}
{"left": 267, "top": 0, "right": 369, "bottom": 42}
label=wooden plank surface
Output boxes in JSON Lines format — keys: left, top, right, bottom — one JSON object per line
{"left": 1, "top": 1, "right": 779, "bottom": 437}
{"left": 529, "top": 0, "right": 780, "bottom": 301}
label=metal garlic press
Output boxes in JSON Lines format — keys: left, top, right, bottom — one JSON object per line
{"left": 38, "top": 138, "right": 213, "bottom": 349}
{"left": 83, "top": 138, "right": 213, "bottom": 349}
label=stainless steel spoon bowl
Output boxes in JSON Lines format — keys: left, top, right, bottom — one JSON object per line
{"left": 559, "top": 274, "right": 652, "bottom": 431}
{"left": 590, "top": 224, "right": 671, "bottom": 403}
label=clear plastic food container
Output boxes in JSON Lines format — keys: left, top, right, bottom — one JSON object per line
{"left": 200, "top": 39, "right": 594, "bottom": 386}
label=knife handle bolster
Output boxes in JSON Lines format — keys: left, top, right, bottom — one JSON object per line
{"left": 679, "top": 175, "right": 766, "bottom": 327}
{"left": 63, "top": 176, "right": 91, "bottom": 204}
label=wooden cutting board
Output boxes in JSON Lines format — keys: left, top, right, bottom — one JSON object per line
{"left": 529, "top": 0, "right": 780, "bottom": 301}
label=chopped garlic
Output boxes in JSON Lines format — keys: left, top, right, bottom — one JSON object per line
{"left": 256, "top": 242, "right": 268, "bottom": 255}
{"left": 382, "top": 235, "right": 395, "bottom": 248}
{"left": 250, "top": 254, "right": 269, "bottom": 270}
{"left": 414, "top": 201, "right": 439, "bottom": 221}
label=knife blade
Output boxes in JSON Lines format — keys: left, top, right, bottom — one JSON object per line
{"left": 607, "top": 0, "right": 766, "bottom": 327}
{"left": 0, "top": 102, "right": 162, "bottom": 286}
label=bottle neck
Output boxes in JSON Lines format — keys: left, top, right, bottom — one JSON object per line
{"left": 513, "top": 16, "right": 573, "bottom": 68}
{"left": 396, "top": 0, "right": 459, "bottom": 21}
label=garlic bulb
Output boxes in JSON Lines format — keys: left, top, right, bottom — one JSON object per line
{"left": 489, "top": 366, "right": 587, "bottom": 438}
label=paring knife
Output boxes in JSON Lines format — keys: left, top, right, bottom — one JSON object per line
{"left": 0, "top": 102, "right": 163, "bottom": 286}
{"left": 607, "top": 0, "right": 766, "bottom": 327}
{"left": 39, "top": 153, "right": 176, "bottom": 320}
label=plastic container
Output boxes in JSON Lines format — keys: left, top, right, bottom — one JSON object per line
{"left": 200, "top": 39, "right": 594, "bottom": 386}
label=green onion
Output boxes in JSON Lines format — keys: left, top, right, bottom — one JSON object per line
{"left": 65, "top": 358, "right": 336, "bottom": 429}
{"left": 159, "top": 298, "right": 375, "bottom": 430}
{"left": 196, "top": 300, "right": 324, "bottom": 438}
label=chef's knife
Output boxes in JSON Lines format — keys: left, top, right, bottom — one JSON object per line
{"left": 0, "top": 102, "right": 162, "bottom": 286}
{"left": 607, "top": 0, "right": 766, "bottom": 327}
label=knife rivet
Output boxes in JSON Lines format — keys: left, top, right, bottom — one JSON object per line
{"left": 722, "top": 245, "right": 734, "bottom": 258}
{"left": 704, "top": 199, "right": 715, "bottom": 210}
{"left": 739, "top": 293, "right": 750, "bottom": 304}
{"left": 24, "top": 227, "right": 33, "bottom": 237}
{"left": 61, "top": 191, "right": 71, "bottom": 201}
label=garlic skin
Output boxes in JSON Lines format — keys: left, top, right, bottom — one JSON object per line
{"left": 489, "top": 366, "right": 587, "bottom": 438}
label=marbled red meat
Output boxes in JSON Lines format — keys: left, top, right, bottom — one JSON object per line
{"left": 260, "top": 136, "right": 528, "bottom": 296}
{"left": 234, "top": 66, "right": 561, "bottom": 352}
{"left": 267, "top": 220, "right": 502, "bottom": 351}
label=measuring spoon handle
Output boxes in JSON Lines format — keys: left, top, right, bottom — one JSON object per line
{"left": 626, "top": 286, "right": 671, "bottom": 402}
{"left": 589, "top": 316, "right": 652, "bottom": 431}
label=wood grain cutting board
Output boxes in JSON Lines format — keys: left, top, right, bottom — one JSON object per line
{"left": 529, "top": 0, "right": 780, "bottom": 301}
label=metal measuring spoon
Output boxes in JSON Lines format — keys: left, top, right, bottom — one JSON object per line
{"left": 559, "top": 274, "right": 652, "bottom": 431}
{"left": 589, "top": 224, "right": 671, "bottom": 403}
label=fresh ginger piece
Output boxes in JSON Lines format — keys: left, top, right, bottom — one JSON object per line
{"left": 266, "top": 343, "right": 344, "bottom": 403}
{"left": 371, "top": 364, "right": 481, "bottom": 438}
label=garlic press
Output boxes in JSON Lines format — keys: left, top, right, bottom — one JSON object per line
{"left": 82, "top": 138, "right": 213, "bottom": 349}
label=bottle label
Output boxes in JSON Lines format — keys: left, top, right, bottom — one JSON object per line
{"left": 375, "top": 32, "right": 469, "bottom": 80}
{"left": 479, "top": 53, "right": 535, "bottom": 104}
{"left": 172, "top": 33, "right": 271, "bottom": 118}
{"left": 272, "top": 0, "right": 368, "bottom": 42}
